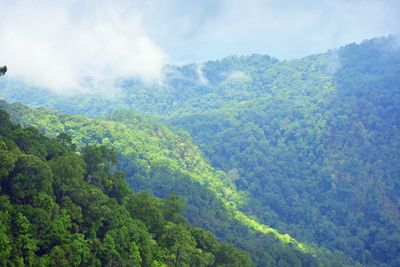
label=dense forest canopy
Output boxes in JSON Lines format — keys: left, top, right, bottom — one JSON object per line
{"left": 169, "top": 37, "right": 400, "bottom": 266}
{"left": 1, "top": 36, "right": 399, "bottom": 266}
{"left": 0, "top": 109, "right": 254, "bottom": 266}
{"left": 1, "top": 100, "right": 347, "bottom": 266}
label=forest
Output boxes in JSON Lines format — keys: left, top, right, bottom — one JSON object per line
{"left": 0, "top": 109, "right": 254, "bottom": 266}
{"left": 0, "top": 100, "right": 344, "bottom": 266}
{"left": 0, "top": 36, "right": 399, "bottom": 266}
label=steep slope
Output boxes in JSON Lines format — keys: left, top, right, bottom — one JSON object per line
{"left": 0, "top": 100, "right": 351, "bottom": 266}
{"left": 0, "top": 110, "right": 253, "bottom": 266}
{"left": 1, "top": 36, "right": 398, "bottom": 265}
{"left": 168, "top": 37, "right": 400, "bottom": 266}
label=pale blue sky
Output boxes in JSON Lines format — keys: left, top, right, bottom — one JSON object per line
{"left": 138, "top": 0, "right": 400, "bottom": 62}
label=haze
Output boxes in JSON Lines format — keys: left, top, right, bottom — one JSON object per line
{"left": 0, "top": 0, "right": 399, "bottom": 93}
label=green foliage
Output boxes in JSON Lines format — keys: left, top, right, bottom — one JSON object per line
{"left": 2, "top": 36, "right": 398, "bottom": 266}
{"left": 159, "top": 222, "right": 197, "bottom": 266}
{"left": 163, "top": 193, "right": 186, "bottom": 224}
{"left": 166, "top": 37, "right": 400, "bottom": 266}
{"left": 82, "top": 144, "right": 116, "bottom": 177}
{"left": 0, "top": 100, "right": 329, "bottom": 266}
{"left": 9, "top": 155, "right": 54, "bottom": 201}
{"left": 0, "top": 150, "right": 17, "bottom": 180}
{"left": 0, "top": 110, "right": 252, "bottom": 266}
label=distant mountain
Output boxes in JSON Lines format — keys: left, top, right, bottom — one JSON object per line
{"left": 168, "top": 36, "right": 400, "bottom": 266}
{"left": 1, "top": 35, "right": 399, "bottom": 265}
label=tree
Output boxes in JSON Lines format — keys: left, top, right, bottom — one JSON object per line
{"left": 163, "top": 193, "right": 186, "bottom": 224}
{"left": 0, "top": 65, "right": 6, "bottom": 76}
{"left": 13, "top": 212, "right": 38, "bottom": 266}
{"left": 0, "top": 150, "right": 17, "bottom": 182}
{"left": 159, "top": 223, "right": 196, "bottom": 266}
{"left": 0, "top": 196, "right": 12, "bottom": 265}
{"left": 214, "top": 243, "right": 254, "bottom": 267}
{"left": 9, "top": 155, "right": 53, "bottom": 202}
{"left": 56, "top": 133, "right": 76, "bottom": 152}
{"left": 124, "top": 192, "right": 165, "bottom": 235}
{"left": 49, "top": 153, "right": 85, "bottom": 198}
{"left": 82, "top": 145, "right": 116, "bottom": 182}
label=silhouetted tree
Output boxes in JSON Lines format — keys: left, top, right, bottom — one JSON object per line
{"left": 0, "top": 66, "right": 7, "bottom": 76}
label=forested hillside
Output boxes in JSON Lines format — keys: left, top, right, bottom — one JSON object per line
{"left": 0, "top": 100, "right": 350, "bottom": 266}
{"left": 1, "top": 36, "right": 399, "bottom": 266}
{"left": 168, "top": 37, "right": 400, "bottom": 266}
{"left": 0, "top": 110, "right": 254, "bottom": 266}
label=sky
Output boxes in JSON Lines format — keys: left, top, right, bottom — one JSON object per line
{"left": 0, "top": 0, "right": 399, "bottom": 93}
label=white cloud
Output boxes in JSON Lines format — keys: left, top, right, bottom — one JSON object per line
{"left": 0, "top": 0, "right": 399, "bottom": 93}
{"left": 196, "top": 64, "right": 209, "bottom": 85}
{"left": 223, "top": 71, "right": 251, "bottom": 84}
{"left": 0, "top": 0, "right": 166, "bottom": 94}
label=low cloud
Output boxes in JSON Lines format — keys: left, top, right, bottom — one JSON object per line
{"left": 196, "top": 64, "right": 209, "bottom": 85}
{"left": 223, "top": 71, "right": 252, "bottom": 84}
{"left": 0, "top": 1, "right": 166, "bottom": 94}
{"left": 0, "top": 0, "right": 398, "bottom": 94}
{"left": 325, "top": 50, "right": 341, "bottom": 75}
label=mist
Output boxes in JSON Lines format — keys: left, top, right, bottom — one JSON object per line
{"left": 0, "top": 0, "right": 166, "bottom": 94}
{"left": 0, "top": 0, "right": 399, "bottom": 94}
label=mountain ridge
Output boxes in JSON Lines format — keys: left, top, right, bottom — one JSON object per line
{"left": 0, "top": 99, "right": 354, "bottom": 266}
{"left": 1, "top": 35, "right": 399, "bottom": 266}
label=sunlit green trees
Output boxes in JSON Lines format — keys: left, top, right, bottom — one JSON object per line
{"left": 0, "top": 110, "right": 253, "bottom": 266}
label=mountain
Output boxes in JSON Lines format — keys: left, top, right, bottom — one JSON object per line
{"left": 0, "top": 109, "right": 253, "bottom": 266}
{"left": 1, "top": 35, "right": 399, "bottom": 266}
{"left": 168, "top": 37, "right": 400, "bottom": 266}
{"left": 0, "top": 100, "right": 349, "bottom": 266}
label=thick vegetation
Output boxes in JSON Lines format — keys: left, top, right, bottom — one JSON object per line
{"left": 168, "top": 37, "right": 400, "bottom": 266}
{"left": 1, "top": 36, "right": 398, "bottom": 266}
{"left": 0, "top": 110, "right": 253, "bottom": 266}
{"left": 1, "top": 100, "right": 343, "bottom": 266}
